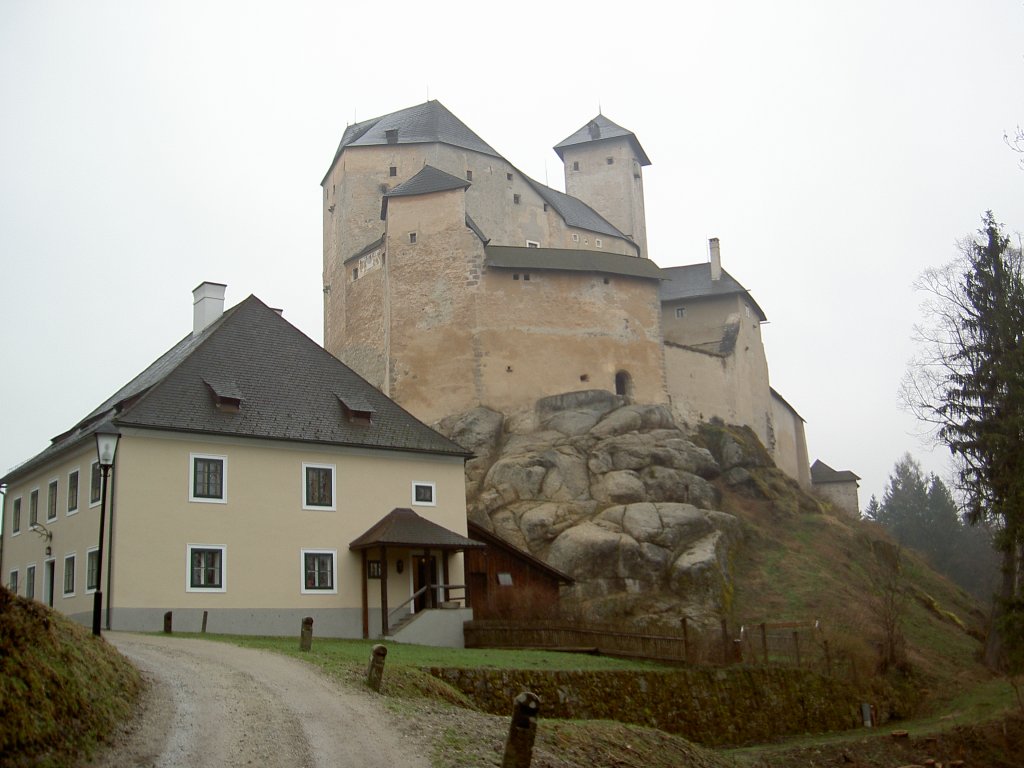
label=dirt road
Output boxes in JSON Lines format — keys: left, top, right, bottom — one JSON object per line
{"left": 86, "top": 632, "right": 431, "bottom": 768}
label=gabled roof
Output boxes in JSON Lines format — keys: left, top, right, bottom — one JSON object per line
{"left": 660, "top": 263, "right": 767, "bottom": 322}
{"left": 485, "top": 245, "right": 663, "bottom": 281}
{"left": 349, "top": 508, "right": 484, "bottom": 551}
{"left": 554, "top": 114, "right": 652, "bottom": 166}
{"left": 323, "top": 100, "right": 500, "bottom": 182}
{"left": 810, "top": 459, "right": 861, "bottom": 485}
{"left": 2, "top": 296, "right": 469, "bottom": 484}
{"left": 385, "top": 165, "right": 470, "bottom": 198}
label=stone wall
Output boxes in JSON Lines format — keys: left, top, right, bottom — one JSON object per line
{"left": 427, "top": 665, "right": 913, "bottom": 746}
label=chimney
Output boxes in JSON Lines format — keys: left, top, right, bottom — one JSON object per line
{"left": 193, "top": 281, "right": 227, "bottom": 336}
{"left": 709, "top": 238, "right": 722, "bottom": 282}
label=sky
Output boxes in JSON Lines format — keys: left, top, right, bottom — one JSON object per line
{"left": 1, "top": 1, "right": 1021, "bottom": 510}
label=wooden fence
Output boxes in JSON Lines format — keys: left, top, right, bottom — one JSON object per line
{"left": 464, "top": 617, "right": 839, "bottom": 673}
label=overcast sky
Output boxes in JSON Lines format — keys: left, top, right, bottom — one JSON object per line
{"left": 1, "top": 1, "right": 1021, "bottom": 510}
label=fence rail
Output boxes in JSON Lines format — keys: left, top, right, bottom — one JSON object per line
{"left": 464, "top": 617, "right": 837, "bottom": 673}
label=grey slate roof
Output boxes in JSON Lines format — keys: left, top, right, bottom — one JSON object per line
{"left": 660, "top": 263, "right": 767, "bottom": 321}
{"left": 1, "top": 296, "right": 468, "bottom": 484}
{"left": 554, "top": 114, "right": 652, "bottom": 166}
{"left": 484, "top": 245, "right": 664, "bottom": 281}
{"left": 385, "top": 165, "right": 470, "bottom": 198}
{"left": 810, "top": 459, "right": 861, "bottom": 485}
{"left": 323, "top": 100, "right": 500, "bottom": 181}
{"left": 524, "top": 180, "right": 633, "bottom": 243}
{"left": 349, "top": 508, "right": 484, "bottom": 550}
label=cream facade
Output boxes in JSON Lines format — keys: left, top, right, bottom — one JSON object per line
{"left": 2, "top": 286, "right": 474, "bottom": 640}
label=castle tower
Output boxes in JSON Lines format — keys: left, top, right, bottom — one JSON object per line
{"left": 554, "top": 115, "right": 651, "bottom": 259}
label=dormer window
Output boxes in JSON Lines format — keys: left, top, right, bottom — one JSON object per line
{"left": 385, "top": 129, "right": 399, "bottom": 144}
{"left": 339, "top": 395, "right": 374, "bottom": 425}
{"left": 204, "top": 377, "right": 242, "bottom": 413}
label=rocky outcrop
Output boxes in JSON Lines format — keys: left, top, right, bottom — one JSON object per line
{"left": 435, "top": 390, "right": 748, "bottom": 623}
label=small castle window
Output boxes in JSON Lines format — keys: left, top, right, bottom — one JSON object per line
{"left": 675, "top": 306, "right": 686, "bottom": 319}
{"left": 513, "top": 274, "right": 520, "bottom": 280}
{"left": 506, "top": 172, "right": 513, "bottom": 181}
{"left": 579, "top": 374, "right": 590, "bottom": 382}
{"left": 389, "top": 166, "right": 397, "bottom": 177}
{"left": 595, "top": 238, "right": 602, "bottom": 248}
{"left": 466, "top": 170, "right": 473, "bottom": 181}
{"left": 572, "top": 161, "right": 579, "bottom": 171}
{"left": 352, "top": 267, "right": 359, "bottom": 281}
{"left": 606, "top": 157, "right": 614, "bottom": 165}
{"left": 409, "top": 232, "right": 417, "bottom": 244}
{"left": 543, "top": 203, "right": 548, "bottom": 212}
{"left": 526, "top": 240, "right": 539, "bottom": 248}
{"left": 523, "top": 273, "right": 531, "bottom": 281}
{"left": 513, "top": 194, "right": 521, "bottom": 205}
{"left": 571, "top": 233, "right": 580, "bottom": 243}
{"left": 603, "top": 277, "right": 610, "bottom": 285}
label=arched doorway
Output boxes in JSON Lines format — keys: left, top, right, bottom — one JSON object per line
{"left": 614, "top": 370, "right": 633, "bottom": 400}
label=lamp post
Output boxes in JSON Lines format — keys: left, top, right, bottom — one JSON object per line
{"left": 93, "top": 421, "right": 120, "bottom": 637}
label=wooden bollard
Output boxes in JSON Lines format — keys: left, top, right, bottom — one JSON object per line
{"left": 163, "top": 611, "right": 172, "bottom": 634}
{"left": 366, "top": 644, "right": 387, "bottom": 692}
{"left": 502, "top": 691, "right": 540, "bottom": 768}
{"left": 299, "top": 616, "right": 314, "bottom": 652}
{"left": 201, "top": 610, "right": 209, "bottom": 634}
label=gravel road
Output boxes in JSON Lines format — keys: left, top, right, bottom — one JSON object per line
{"left": 85, "top": 632, "right": 431, "bottom": 768}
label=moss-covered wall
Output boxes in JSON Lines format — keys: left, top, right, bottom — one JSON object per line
{"left": 427, "top": 666, "right": 911, "bottom": 746}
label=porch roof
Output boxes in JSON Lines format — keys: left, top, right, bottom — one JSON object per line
{"left": 349, "top": 508, "right": 485, "bottom": 551}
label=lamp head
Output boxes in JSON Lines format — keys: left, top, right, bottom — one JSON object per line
{"left": 94, "top": 421, "right": 121, "bottom": 468}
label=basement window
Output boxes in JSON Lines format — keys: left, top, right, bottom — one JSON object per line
{"left": 526, "top": 240, "right": 539, "bottom": 248}
{"left": 497, "top": 572, "right": 513, "bottom": 586}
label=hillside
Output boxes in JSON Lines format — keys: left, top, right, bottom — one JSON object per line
{"left": 0, "top": 587, "right": 142, "bottom": 767}
{"left": 438, "top": 391, "right": 992, "bottom": 699}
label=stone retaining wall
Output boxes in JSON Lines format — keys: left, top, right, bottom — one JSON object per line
{"left": 427, "top": 666, "right": 911, "bottom": 746}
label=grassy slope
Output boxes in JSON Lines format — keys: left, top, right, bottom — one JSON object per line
{"left": 0, "top": 587, "right": 142, "bottom": 768}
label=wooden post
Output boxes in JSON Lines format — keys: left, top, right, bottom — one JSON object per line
{"left": 720, "top": 618, "right": 729, "bottom": 664}
{"left": 366, "top": 644, "right": 387, "bottom": 692}
{"left": 793, "top": 630, "right": 801, "bottom": 667}
{"left": 163, "top": 611, "right": 172, "bottom": 634}
{"left": 201, "top": 610, "right": 208, "bottom": 634}
{"left": 502, "top": 691, "right": 540, "bottom": 768}
{"left": 380, "top": 546, "right": 389, "bottom": 637}
{"left": 680, "top": 616, "right": 690, "bottom": 663}
{"left": 300, "top": 616, "right": 314, "bottom": 652}
{"left": 760, "top": 622, "right": 768, "bottom": 664}
{"left": 425, "top": 548, "right": 434, "bottom": 609}
{"left": 442, "top": 552, "right": 451, "bottom": 603}
{"left": 361, "top": 549, "right": 369, "bottom": 639}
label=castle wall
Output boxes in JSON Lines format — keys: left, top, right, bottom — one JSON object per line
{"left": 663, "top": 296, "right": 772, "bottom": 448}
{"left": 473, "top": 269, "right": 667, "bottom": 415}
{"left": 770, "top": 391, "right": 811, "bottom": 488}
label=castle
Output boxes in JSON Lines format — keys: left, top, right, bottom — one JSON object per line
{"left": 321, "top": 101, "right": 846, "bottom": 496}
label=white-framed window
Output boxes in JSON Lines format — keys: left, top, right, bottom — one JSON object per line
{"left": 300, "top": 549, "right": 337, "bottom": 594}
{"left": 86, "top": 548, "right": 100, "bottom": 593}
{"left": 302, "top": 463, "right": 336, "bottom": 510}
{"left": 190, "top": 454, "right": 227, "bottom": 503}
{"left": 67, "top": 469, "right": 80, "bottom": 515}
{"left": 90, "top": 460, "right": 101, "bottom": 506}
{"left": 571, "top": 233, "right": 580, "bottom": 243}
{"left": 187, "top": 544, "right": 226, "bottom": 592}
{"left": 47, "top": 479, "right": 58, "bottom": 521}
{"left": 63, "top": 554, "right": 76, "bottom": 597}
{"left": 25, "top": 565, "right": 35, "bottom": 599}
{"left": 675, "top": 306, "right": 686, "bottom": 319}
{"left": 11, "top": 497, "right": 21, "bottom": 535}
{"left": 412, "top": 481, "right": 436, "bottom": 507}
{"left": 8, "top": 569, "right": 18, "bottom": 594}
{"left": 29, "top": 488, "right": 39, "bottom": 527}
{"left": 595, "top": 238, "right": 603, "bottom": 248}
{"left": 526, "top": 240, "right": 540, "bottom": 248}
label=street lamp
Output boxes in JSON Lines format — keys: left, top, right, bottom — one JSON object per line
{"left": 93, "top": 421, "right": 120, "bottom": 637}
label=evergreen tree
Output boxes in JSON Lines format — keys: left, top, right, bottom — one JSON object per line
{"left": 903, "top": 211, "right": 1024, "bottom": 668}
